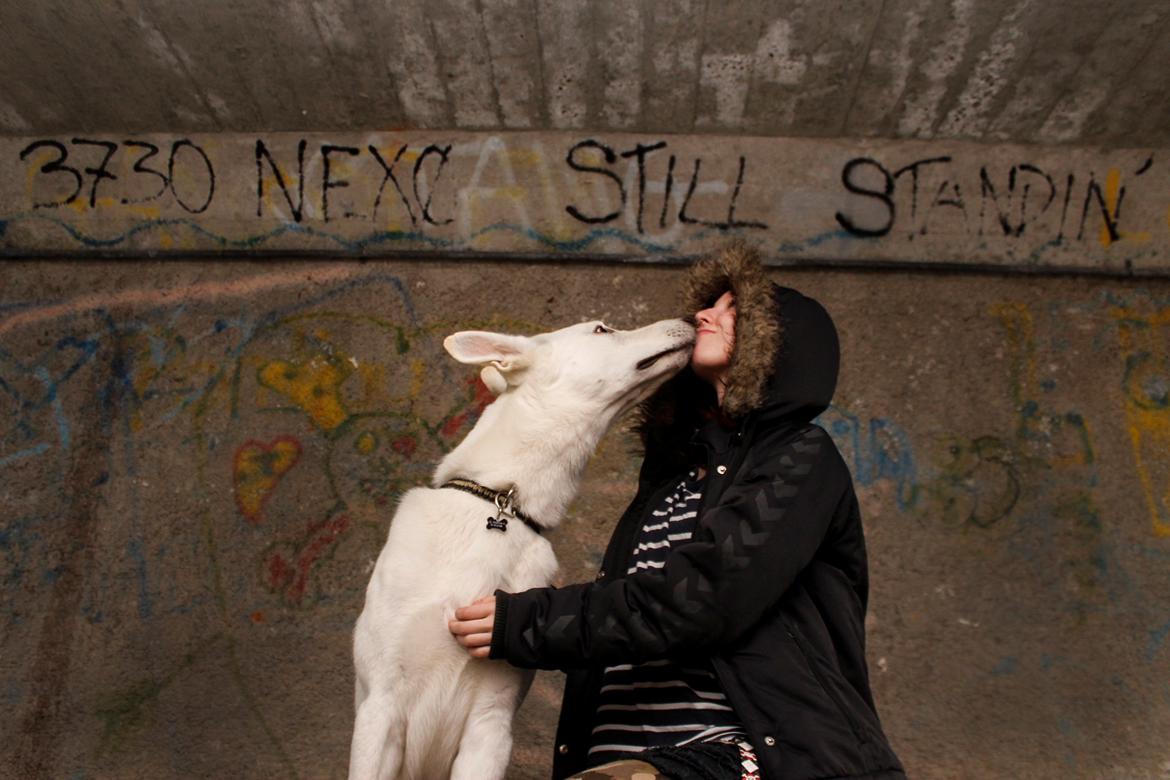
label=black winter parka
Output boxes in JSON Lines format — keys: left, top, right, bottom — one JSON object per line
{"left": 490, "top": 247, "right": 906, "bottom": 779}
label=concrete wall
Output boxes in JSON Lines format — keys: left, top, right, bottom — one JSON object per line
{"left": 3, "top": 255, "right": 1170, "bottom": 779}
{"left": 4, "top": 132, "right": 1169, "bottom": 275}
{"left": 2, "top": 119, "right": 1169, "bottom": 780}
{"left": 3, "top": 1, "right": 1169, "bottom": 148}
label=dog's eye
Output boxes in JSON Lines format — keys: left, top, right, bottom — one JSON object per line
{"left": 593, "top": 324, "right": 613, "bottom": 334}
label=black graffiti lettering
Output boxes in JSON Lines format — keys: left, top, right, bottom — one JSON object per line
{"left": 121, "top": 141, "right": 168, "bottom": 204}
{"left": 564, "top": 140, "right": 625, "bottom": 224}
{"left": 893, "top": 156, "right": 951, "bottom": 226}
{"left": 168, "top": 139, "right": 214, "bottom": 214}
{"left": 1014, "top": 164, "right": 1055, "bottom": 238}
{"left": 659, "top": 154, "right": 676, "bottom": 229}
{"left": 1077, "top": 173, "right": 1122, "bottom": 243}
{"left": 924, "top": 179, "right": 967, "bottom": 234}
{"left": 1057, "top": 173, "right": 1075, "bottom": 241}
{"left": 321, "top": 144, "right": 361, "bottom": 222}
{"left": 70, "top": 138, "right": 119, "bottom": 208}
{"left": 413, "top": 144, "right": 454, "bottom": 226}
{"left": 619, "top": 141, "right": 667, "bottom": 234}
{"left": 567, "top": 142, "right": 764, "bottom": 232}
{"left": 255, "top": 138, "right": 307, "bottom": 221}
{"left": 1136, "top": 156, "right": 1153, "bottom": 176}
{"left": 369, "top": 144, "right": 416, "bottom": 227}
{"left": 21, "top": 138, "right": 215, "bottom": 212}
{"left": 18, "top": 140, "right": 83, "bottom": 208}
{"left": 677, "top": 158, "right": 707, "bottom": 226}
{"left": 979, "top": 166, "right": 1017, "bottom": 237}
{"left": 726, "top": 156, "right": 767, "bottom": 230}
{"left": 835, "top": 157, "right": 894, "bottom": 238}
{"left": 837, "top": 155, "right": 1126, "bottom": 244}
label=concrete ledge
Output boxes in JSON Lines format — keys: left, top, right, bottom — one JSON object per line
{"left": 2, "top": 132, "right": 1167, "bottom": 274}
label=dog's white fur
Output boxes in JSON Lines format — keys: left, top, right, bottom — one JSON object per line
{"left": 349, "top": 317, "right": 695, "bottom": 780}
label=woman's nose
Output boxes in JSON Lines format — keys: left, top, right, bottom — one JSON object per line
{"left": 694, "top": 308, "right": 712, "bottom": 325}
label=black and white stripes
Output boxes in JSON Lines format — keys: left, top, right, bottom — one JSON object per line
{"left": 587, "top": 470, "right": 746, "bottom": 766}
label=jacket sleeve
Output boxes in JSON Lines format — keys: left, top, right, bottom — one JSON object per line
{"left": 491, "top": 425, "right": 846, "bottom": 670}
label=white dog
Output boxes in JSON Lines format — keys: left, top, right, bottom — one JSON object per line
{"left": 349, "top": 316, "right": 695, "bottom": 780}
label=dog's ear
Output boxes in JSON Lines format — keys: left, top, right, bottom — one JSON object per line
{"left": 443, "top": 331, "right": 531, "bottom": 372}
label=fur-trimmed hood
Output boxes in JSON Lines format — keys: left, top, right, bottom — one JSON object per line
{"left": 636, "top": 242, "right": 840, "bottom": 458}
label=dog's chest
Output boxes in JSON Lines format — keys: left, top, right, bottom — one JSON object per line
{"left": 388, "top": 488, "right": 559, "bottom": 591}
{"left": 458, "top": 518, "right": 557, "bottom": 590}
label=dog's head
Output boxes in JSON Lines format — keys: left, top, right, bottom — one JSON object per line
{"left": 443, "top": 318, "right": 696, "bottom": 415}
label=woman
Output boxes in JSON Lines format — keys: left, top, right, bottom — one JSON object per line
{"left": 449, "top": 244, "right": 905, "bottom": 780}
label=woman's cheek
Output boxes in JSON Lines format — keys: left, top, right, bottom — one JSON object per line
{"left": 692, "top": 339, "right": 719, "bottom": 368}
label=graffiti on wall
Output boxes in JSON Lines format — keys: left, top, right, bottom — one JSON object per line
{"left": 833, "top": 154, "right": 1154, "bottom": 251}
{"left": 1111, "top": 305, "right": 1170, "bottom": 538}
{"left": 4, "top": 272, "right": 1170, "bottom": 776}
{"left": 0, "top": 273, "right": 519, "bottom": 775}
{"left": 3, "top": 133, "right": 1166, "bottom": 270}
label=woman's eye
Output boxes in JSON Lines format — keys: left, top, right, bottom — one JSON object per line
{"left": 593, "top": 324, "right": 612, "bottom": 334}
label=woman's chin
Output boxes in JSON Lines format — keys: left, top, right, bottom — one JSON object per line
{"left": 691, "top": 352, "right": 729, "bottom": 377}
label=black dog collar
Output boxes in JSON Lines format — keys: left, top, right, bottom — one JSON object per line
{"left": 440, "top": 478, "right": 544, "bottom": 535}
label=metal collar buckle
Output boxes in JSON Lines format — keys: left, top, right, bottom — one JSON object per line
{"left": 487, "top": 486, "right": 516, "bottom": 532}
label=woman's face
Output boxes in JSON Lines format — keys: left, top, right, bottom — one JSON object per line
{"left": 692, "top": 290, "right": 736, "bottom": 386}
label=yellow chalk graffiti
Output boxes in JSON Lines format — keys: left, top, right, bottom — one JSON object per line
{"left": 1112, "top": 307, "right": 1170, "bottom": 537}
{"left": 1100, "top": 168, "right": 1151, "bottom": 246}
{"left": 355, "top": 430, "right": 378, "bottom": 455}
{"left": 258, "top": 354, "right": 352, "bottom": 431}
{"left": 989, "top": 303, "right": 1095, "bottom": 468}
{"left": 234, "top": 437, "right": 303, "bottom": 523}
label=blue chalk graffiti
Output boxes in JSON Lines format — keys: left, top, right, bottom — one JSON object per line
{"left": 1, "top": 210, "right": 851, "bottom": 259}
{"left": 816, "top": 404, "right": 918, "bottom": 510}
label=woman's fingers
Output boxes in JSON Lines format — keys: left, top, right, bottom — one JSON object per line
{"left": 449, "top": 616, "right": 493, "bottom": 636}
{"left": 449, "top": 595, "right": 498, "bottom": 657}
{"left": 453, "top": 600, "right": 494, "bottom": 621}
{"left": 454, "top": 631, "right": 493, "bottom": 648}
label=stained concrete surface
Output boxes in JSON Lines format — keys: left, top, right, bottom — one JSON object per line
{"left": 2, "top": 258, "right": 1170, "bottom": 778}
{"left": 4, "top": 131, "right": 1167, "bottom": 277}
{"left": 2, "top": 1, "right": 1169, "bottom": 147}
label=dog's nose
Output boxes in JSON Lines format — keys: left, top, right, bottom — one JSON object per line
{"left": 681, "top": 314, "right": 698, "bottom": 326}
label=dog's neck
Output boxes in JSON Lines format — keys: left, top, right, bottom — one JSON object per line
{"left": 433, "top": 385, "right": 618, "bottom": 529}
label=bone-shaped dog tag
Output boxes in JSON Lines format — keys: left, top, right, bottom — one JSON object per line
{"left": 486, "top": 511, "right": 509, "bottom": 532}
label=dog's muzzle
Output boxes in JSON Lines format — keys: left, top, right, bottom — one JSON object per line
{"left": 636, "top": 342, "right": 691, "bottom": 371}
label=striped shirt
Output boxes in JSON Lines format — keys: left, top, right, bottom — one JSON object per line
{"left": 588, "top": 470, "right": 746, "bottom": 766}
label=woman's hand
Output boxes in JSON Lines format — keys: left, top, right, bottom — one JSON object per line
{"left": 448, "top": 595, "right": 497, "bottom": 658}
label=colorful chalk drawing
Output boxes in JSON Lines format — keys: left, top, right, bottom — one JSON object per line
{"left": 1111, "top": 306, "right": 1170, "bottom": 538}
{"left": 257, "top": 354, "right": 353, "bottom": 432}
{"left": 233, "top": 437, "right": 303, "bottom": 524}
{"left": 818, "top": 404, "right": 918, "bottom": 511}
{"left": 968, "top": 303, "right": 1109, "bottom": 618}
{"left": 3, "top": 270, "right": 1170, "bottom": 778}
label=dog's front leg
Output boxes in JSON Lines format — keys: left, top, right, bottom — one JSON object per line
{"left": 349, "top": 695, "right": 404, "bottom": 780}
{"left": 449, "top": 666, "right": 533, "bottom": 780}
